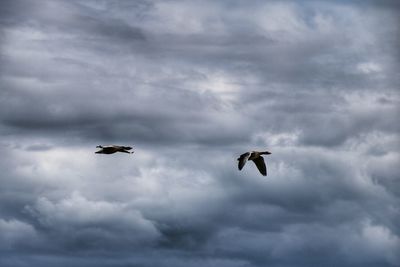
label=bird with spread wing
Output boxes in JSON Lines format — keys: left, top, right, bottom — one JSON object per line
{"left": 95, "top": 145, "right": 134, "bottom": 154}
{"left": 237, "top": 150, "right": 271, "bottom": 176}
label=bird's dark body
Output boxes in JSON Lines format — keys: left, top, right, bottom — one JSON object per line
{"left": 95, "top": 145, "right": 133, "bottom": 154}
{"left": 237, "top": 150, "right": 271, "bottom": 176}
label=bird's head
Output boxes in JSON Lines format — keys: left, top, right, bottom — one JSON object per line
{"left": 96, "top": 145, "right": 103, "bottom": 148}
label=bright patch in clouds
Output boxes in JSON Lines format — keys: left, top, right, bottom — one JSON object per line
{"left": 357, "top": 62, "right": 382, "bottom": 74}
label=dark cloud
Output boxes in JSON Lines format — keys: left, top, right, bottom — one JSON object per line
{"left": 0, "top": 0, "right": 399, "bottom": 266}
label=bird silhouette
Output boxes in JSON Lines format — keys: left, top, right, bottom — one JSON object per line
{"left": 237, "top": 150, "right": 271, "bottom": 176}
{"left": 95, "top": 145, "right": 134, "bottom": 154}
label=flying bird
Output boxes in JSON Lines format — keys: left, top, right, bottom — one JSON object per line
{"left": 237, "top": 150, "right": 271, "bottom": 176}
{"left": 95, "top": 145, "right": 134, "bottom": 154}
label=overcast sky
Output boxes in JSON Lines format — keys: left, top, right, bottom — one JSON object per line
{"left": 0, "top": 0, "right": 399, "bottom": 266}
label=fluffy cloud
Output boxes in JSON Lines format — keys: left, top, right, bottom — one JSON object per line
{"left": 0, "top": 0, "right": 399, "bottom": 266}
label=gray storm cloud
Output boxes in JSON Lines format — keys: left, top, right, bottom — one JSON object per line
{"left": 0, "top": 0, "right": 399, "bottom": 267}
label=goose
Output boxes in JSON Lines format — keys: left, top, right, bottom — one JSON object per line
{"left": 237, "top": 150, "right": 271, "bottom": 176}
{"left": 95, "top": 145, "right": 134, "bottom": 154}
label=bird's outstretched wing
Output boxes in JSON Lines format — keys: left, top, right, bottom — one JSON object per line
{"left": 112, "top": 145, "right": 132, "bottom": 150}
{"left": 252, "top": 156, "right": 267, "bottom": 176}
{"left": 238, "top": 152, "right": 250, "bottom": 170}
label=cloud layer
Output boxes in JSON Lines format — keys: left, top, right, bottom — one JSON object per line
{"left": 0, "top": 0, "right": 399, "bottom": 266}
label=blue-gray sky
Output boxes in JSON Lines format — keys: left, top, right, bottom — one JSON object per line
{"left": 0, "top": 0, "right": 399, "bottom": 266}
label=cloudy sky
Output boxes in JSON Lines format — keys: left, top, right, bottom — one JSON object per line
{"left": 0, "top": 0, "right": 399, "bottom": 266}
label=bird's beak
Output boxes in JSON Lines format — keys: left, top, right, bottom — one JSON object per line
{"left": 266, "top": 151, "right": 272, "bottom": 154}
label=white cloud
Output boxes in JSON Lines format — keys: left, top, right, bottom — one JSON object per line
{"left": 343, "top": 220, "right": 400, "bottom": 265}
{"left": 0, "top": 219, "right": 37, "bottom": 249}
{"left": 0, "top": 0, "right": 399, "bottom": 266}
{"left": 357, "top": 62, "right": 383, "bottom": 74}
{"left": 25, "top": 191, "right": 160, "bottom": 241}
